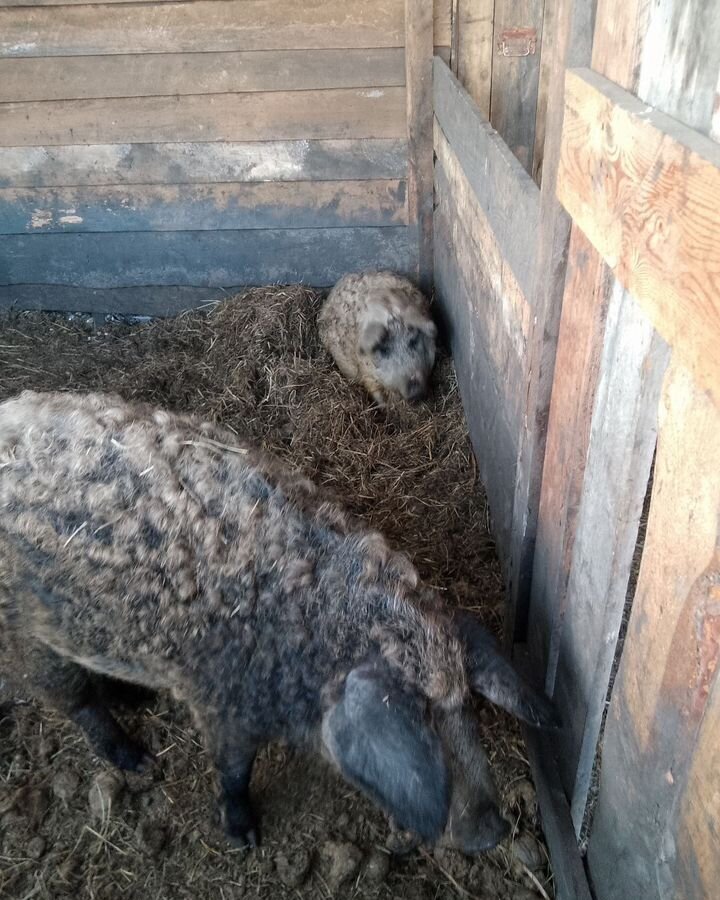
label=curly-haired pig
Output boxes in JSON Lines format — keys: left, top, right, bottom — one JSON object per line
{"left": 318, "top": 271, "right": 437, "bottom": 406}
{"left": 0, "top": 391, "right": 559, "bottom": 852}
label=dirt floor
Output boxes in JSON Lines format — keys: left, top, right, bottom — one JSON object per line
{"left": 0, "top": 289, "right": 554, "bottom": 900}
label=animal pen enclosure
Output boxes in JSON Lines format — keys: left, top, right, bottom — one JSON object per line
{"left": 1, "top": 1, "right": 719, "bottom": 899}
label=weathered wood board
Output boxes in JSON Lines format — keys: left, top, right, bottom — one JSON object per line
{"left": 0, "top": 181, "right": 407, "bottom": 234}
{"left": 0, "top": 140, "right": 409, "bottom": 189}
{"left": 0, "top": 49, "right": 406, "bottom": 102}
{"left": 453, "top": 0, "right": 495, "bottom": 118}
{"left": 587, "top": 362, "right": 720, "bottom": 899}
{"left": 406, "top": 0, "right": 434, "bottom": 291}
{"left": 557, "top": 67, "right": 720, "bottom": 405}
{"left": 0, "top": 0, "right": 405, "bottom": 57}
{"left": 490, "top": 0, "right": 546, "bottom": 173}
{"left": 0, "top": 87, "right": 406, "bottom": 146}
{"left": 0, "top": 227, "right": 414, "bottom": 288}
{"left": 433, "top": 59, "right": 540, "bottom": 300}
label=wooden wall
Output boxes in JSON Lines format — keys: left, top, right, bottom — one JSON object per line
{"left": 0, "top": 0, "right": 434, "bottom": 314}
{"left": 432, "top": 59, "right": 539, "bottom": 563}
{"left": 525, "top": 1, "right": 720, "bottom": 897}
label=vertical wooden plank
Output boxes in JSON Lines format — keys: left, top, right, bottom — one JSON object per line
{"left": 531, "top": 0, "right": 556, "bottom": 185}
{"left": 490, "top": 0, "right": 546, "bottom": 173}
{"left": 527, "top": 226, "right": 612, "bottom": 681}
{"left": 505, "top": 0, "right": 596, "bottom": 648}
{"left": 406, "top": 0, "right": 434, "bottom": 292}
{"left": 553, "top": 284, "right": 670, "bottom": 827}
{"left": 453, "top": 0, "right": 495, "bottom": 118}
{"left": 587, "top": 363, "right": 720, "bottom": 899}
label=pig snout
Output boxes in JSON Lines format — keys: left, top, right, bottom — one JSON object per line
{"left": 405, "top": 376, "right": 428, "bottom": 403}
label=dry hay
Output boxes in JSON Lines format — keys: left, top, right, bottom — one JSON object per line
{"left": 0, "top": 287, "right": 553, "bottom": 900}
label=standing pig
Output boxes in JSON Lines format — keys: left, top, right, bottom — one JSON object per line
{"left": 0, "top": 391, "right": 558, "bottom": 852}
{"left": 318, "top": 271, "right": 437, "bottom": 406}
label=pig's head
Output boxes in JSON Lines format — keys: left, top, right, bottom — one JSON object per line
{"left": 359, "top": 314, "right": 437, "bottom": 404}
{"left": 321, "top": 615, "right": 559, "bottom": 855}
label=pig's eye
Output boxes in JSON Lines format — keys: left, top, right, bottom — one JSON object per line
{"left": 408, "top": 333, "right": 420, "bottom": 350}
{"left": 372, "top": 338, "right": 391, "bottom": 358}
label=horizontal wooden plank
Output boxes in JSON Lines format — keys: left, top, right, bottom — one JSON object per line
{"left": 0, "top": 87, "right": 406, "bottom": 147}
{"left": 0, "top": 0, "right": 405, "bottom": 57}
{"left": 0, "top": 226, "right": 414, "bottom": 288}
{"left": 0, "top": 180, "right": 407, "bottom": 234}
{"left": 432, "top": 58, "right": 540, "bottom": 299}
{"left": 0, "top": 139, "right": 408, "bottom": 189}
{"left": 0, "top": 284, "right": 244, "bottom": 317}
{"left": 434, "top": 123, "right": 530, "bottom": 405}
{"left": 433, "top": 158, "right": 520, "bottom": 562}
{"left": 558, "top": 66, "right": 720, "bottom": 404}
{"left": 0, "top": 49, "right": 406, "bottom": 103}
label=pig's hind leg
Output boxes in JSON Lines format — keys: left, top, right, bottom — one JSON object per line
{"left": 29, "top": 641, "right": 152, "bottom": 772}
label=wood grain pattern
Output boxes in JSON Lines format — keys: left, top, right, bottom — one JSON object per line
{"left": 454, "top": 0, "right": 494, "bottom": 118}
{"left": 506, "top": 0, "right": 595, "bottom": 647}
{"left": 0, "top": 49, "right": 406, "bottom": 103}
{"left": 529, "top": 226, "right": 613, "bottom": 686}
{"left": 434, "top": 0, "right": 452, "bottom": 48}
{"left": 0, "top": 180, "right": 407, "bottom": 234}
{"left": 587, "top": 362, "right": 720, "bottom": 899}
{"left": 406, "top": 0, "right": 434, "bottom": 292}
{"left": 557, "top": 67, "right": 720, "bottom": 404}
{"left": 553, "top": 285, "right": 669, "bottom": 829}
{"left": 0, "top": 226, "right": 413, "bottom": 288}
{"left": 0, "top": 87, "right": 406, "bottom": 146}
{"left": 0, "top": 0, "right": 405, "bottom": 57}
{"left": 0, "top": 140, "right": 408, "bottom": 189}
{"left": 490, "top": 0, "right": 546, "bottom": 173}
{"left": 433, "top": 59, "right": 540, "bottom": 299}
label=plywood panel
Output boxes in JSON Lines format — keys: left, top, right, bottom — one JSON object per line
{"left": 0, "top": 140, "right": 408, "bottom": 189}
{"left": 0, "top": 0, "right": 405, "bottom": 57}
{"left": 557, "top": 67, "right": 720, "bottom": 405}
{"left": 433, "top": 58, "right": 540, "bottom": 299}
{"left": 0, "top": 180, "right": 407, "bottom": 234}
{"left": 0, "top": 227, "right": 414, "bottom": 288}
{"left": 587, "top": 362, "right": 720, "bottom": 899}
{"left": 0, "top": 49, "right": 406, "bottom": 103}
{"left": 0, "top": 87, "right": 406, "bottom": 146}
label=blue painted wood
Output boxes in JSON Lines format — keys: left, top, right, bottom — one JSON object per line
{"left": 0, "top": 139, "right": 409, "bottom": 189}
{"left": 0, "top": 181, "right": 407, "bottom": 234}
{"left": 433, "top": 58, "right": 540, "bottom": 300}
{"left": 0, "top": 226, "right": 415, "bottom": 288}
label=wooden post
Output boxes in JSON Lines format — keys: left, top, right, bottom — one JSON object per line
{"left": 406, "top": 0, "right": 434, "bottom": 293}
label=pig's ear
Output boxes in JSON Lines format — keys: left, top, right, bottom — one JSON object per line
{"left": 455, "top": 612, "right": 562, "bottom": 729}
{"left": 322, "top": 659, "right": 449, "bottom": 841}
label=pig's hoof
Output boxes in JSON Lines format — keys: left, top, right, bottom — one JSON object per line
{"left": 223, "top": 804, "right": 260, "bottom": 849}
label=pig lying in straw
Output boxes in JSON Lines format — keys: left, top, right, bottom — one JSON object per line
{"left": 319, "top": 271, "right": 437, "bottom": 406}
{"left": 0, "top": 391, "right": 559, "bottom": 851}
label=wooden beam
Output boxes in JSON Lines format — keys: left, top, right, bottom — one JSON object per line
{"left": 557, "top": 66, "right": 720, "bottom": 405}
{"left": 0, "top": 87, "right": 406, "bottom": 146}
{"left": 406, "top": 0, "right": 434, "bottom": 292}
{"left": 505, "top": 0, "right": 595, "bottom": 648}
{"left": 0, "top": 140, "right": 409, "bottom": 189}
{"left": 0, "top": 181, "right": 407, "bottom": 235}
{"left": 433, "top": 58, "right": 540, "bottom": 299}
{"left": 0, "top": 227, "right": 413, "bottom": 288}
{"left": 0, "top": 49, "right": 406, "bottom": 103}
{"left": 0, "top": 0, "right": 404, "bottom": 57}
